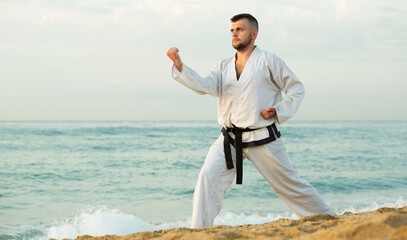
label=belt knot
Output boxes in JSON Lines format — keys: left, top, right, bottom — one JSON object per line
{"left": 221, "top": 122, "right": 281, "bottom": 184}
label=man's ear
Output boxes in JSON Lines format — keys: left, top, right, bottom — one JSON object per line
{"left": 252, "top": 30, "right": 258, "bottom": 40}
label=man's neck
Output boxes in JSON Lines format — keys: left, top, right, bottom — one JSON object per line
{"left": 236, "top": 45, "right": 256, "bottom": 61}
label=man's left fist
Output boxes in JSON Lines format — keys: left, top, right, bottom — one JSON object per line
{"left": 261, "top": 107, "right": 276, "bottom": 119}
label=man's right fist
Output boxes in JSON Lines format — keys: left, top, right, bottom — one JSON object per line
{"left": 167, "top": 47, "right": 182, "bottom": 71}
{"left": 167, "top": 47, "right": 179, "bottom": 59}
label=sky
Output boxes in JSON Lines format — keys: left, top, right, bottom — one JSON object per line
{"left": 0, "top": 0, "right": 406, "bottom": 121}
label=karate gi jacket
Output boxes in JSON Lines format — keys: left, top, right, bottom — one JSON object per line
{"left": 172, "top": 46, "right": 305, "bottom": 142}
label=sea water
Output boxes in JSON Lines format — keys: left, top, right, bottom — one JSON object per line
{"left": 0, "top": 121, "right": 406, "bottom": 239}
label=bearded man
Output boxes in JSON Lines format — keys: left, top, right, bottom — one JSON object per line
{"left": 167, "top": 13, "right": 335, "bottom": 228}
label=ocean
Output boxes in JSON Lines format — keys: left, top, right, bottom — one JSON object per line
{"left": 0, "top": 121, "right": 406, "bottom": 239}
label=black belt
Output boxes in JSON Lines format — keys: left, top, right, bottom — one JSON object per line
{"left": 221, "top": 122, "right": 281, "bottom": 184}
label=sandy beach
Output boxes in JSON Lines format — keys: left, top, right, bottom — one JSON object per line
{"left": 71, "top": 206, "right": 407, "bottom": 240}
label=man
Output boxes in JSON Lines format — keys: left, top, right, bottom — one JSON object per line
{"left": 167, "top": 13, "right": 335, "bottom": 228}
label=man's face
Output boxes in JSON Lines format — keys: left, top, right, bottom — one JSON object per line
{"left": 230, "top": 18, "right": 255, "bottom": 51}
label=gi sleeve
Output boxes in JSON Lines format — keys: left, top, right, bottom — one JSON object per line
{"left": 265, "top": 53, "right": 305, "bottom": 125}
{"left": 171, "top": 61, "right": 220, "bottom": 97}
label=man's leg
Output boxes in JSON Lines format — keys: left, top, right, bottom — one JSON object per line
{"left": 191, "top": 134, "right": 236, "bottom": 228}
{"left": 244, "top": 138, "right": 335, "bottom": 216}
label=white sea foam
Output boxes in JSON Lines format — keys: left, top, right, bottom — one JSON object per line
{"left": 213, "top": 211, "right": 298, "bottom": 226}
{"left": 336, "top": 196, "right": 407, "bottom": 215}
{"left": 47, "top": 207, "right": 157, "bottom": 239}
{"left": 45, "top": 197, "right": 407, "bottom": 240}
{"left": 45, "top": 207, "right": 296, "bottom": 239}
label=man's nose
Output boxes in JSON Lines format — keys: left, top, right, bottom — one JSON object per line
{"left": 232, "top": 31, "right": 238, "bottom": 37}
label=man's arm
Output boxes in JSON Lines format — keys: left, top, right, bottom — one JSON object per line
{"left": 166, "top": 47, "right": 221, "bottom": 97}
{"left": 262, "top": 53, "right": 305, "bottom": 124}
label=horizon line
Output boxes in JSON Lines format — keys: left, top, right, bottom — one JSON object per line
{"left": 0, "top": 119, "right": 406, "bottom": 122}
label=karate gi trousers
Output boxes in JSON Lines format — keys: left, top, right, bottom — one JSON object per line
{"left": 191, "top": 133, "right": 335, "bottom": 228}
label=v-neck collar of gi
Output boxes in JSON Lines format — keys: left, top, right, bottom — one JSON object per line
{"left": 233, "top": 46, "right": 259, "bottom": 81}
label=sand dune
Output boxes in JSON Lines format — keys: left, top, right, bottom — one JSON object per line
{"left": 72, "top": 206, "right": 407, "bottom": 240}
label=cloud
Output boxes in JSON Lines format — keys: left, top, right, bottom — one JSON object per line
{"left": 333, "top": 0, "right": 352, "bottom": 18}
{"left": 257, "top": 0, "right": 407, "bottom": 60}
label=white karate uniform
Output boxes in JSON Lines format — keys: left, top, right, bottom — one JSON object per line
{"left": 171, "top": 46, "right": 335, "bottom": 228}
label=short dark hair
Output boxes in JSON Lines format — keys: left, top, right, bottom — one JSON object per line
{"left": 230, "top": 13, "right": 258, "bottom": 31}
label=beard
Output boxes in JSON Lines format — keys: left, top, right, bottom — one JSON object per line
{"left": 232, "top": 35, "right": 253, "bottom": 51}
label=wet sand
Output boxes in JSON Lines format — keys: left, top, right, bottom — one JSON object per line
{"left": 71, "top": 206, "right": 407, "bottom": 240}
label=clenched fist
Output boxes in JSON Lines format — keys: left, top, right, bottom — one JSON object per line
{"left": 167, "top": 47, "right": 183, "bottom": 72}
{"left": 261, "top": 107, "right": 276, "bottom": 119}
